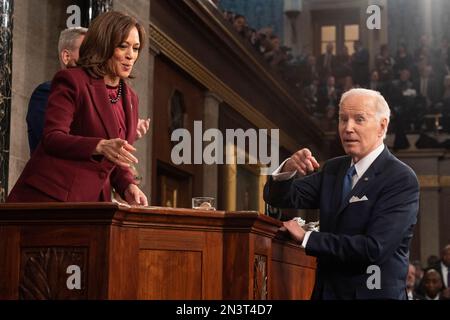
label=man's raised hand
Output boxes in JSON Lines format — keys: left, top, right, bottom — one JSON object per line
{"left": 283, "top": 148, "right": 320, "bottom": 176}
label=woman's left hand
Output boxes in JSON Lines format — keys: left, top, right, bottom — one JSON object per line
{"left": 136, "top": 118, "right": 151, "bottom": 139}
{"left": 124, "top": 184, "right": 148, "bottom": 206}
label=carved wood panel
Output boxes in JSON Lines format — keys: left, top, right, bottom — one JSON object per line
{"left": 253, "top": 254, "right": 267, "bottom": 300}
{"left": 19, "top": 247, "right": 87, "bottom": 300}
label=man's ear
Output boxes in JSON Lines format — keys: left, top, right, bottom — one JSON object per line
{"left": 379, "top": 118, "right": 388, "bottom": 137}
{"left": 60, "top": 49, "right": 71, "bottom": 67}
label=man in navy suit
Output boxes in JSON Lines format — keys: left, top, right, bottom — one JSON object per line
{"left": 26, "top": 27, "right": 87, "bottom": 154}
{"left": 264, "top": 88, "right": 419, "bottom": 299}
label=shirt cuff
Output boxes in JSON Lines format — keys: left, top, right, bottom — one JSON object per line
{"left": 272, "top": 158, "right": 297, "bottom": 181}
{"left": 301, "top": 231, "right": 313, "bottom": 248}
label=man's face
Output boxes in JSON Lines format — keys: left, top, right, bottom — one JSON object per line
{"left": 423, "top": 271, "right": 443, "bottom": 298}
{"left": 339, "top": 94, "right": 386, "bottom": 163}
{"left": 66, "top": 34, "right": 85, "bottom": 67}
{"left": 233, "top": 17, "right": 245, "bottom": 32}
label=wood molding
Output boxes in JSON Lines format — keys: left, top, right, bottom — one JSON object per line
{"left": 418, "top": 175, "right": 439, "bottom": 188}
{"left": 417, "top": 175, "right": 450, "bottom": 188}
{"left": 439, "top": 176, "right": 450, "bottom": 187}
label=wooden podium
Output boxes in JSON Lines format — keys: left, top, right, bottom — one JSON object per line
{"left": 0, "top": 203, "right": 316, "bottom": 300}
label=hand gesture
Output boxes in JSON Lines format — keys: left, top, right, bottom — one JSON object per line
{"left": 136, "top": 118, "right": 151, "bottom": 139}
{"left": 124, "top": 183, "right": 148, "bottom": 206}
{"left": 283, "top": 148, "right": 320, "bottom": 176}
{"left": 94, "top": 138, "right": 138, "bottom": 169}
{"left": 279, "top": 219, "right": 306, "bottom": 243}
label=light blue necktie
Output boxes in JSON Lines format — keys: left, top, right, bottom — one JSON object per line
{"left": 342, "top": 165, "right": 356, "bottom": 203}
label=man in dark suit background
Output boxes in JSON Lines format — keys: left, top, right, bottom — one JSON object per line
{"left": 351, "top": 40, "right": 370, "bottom": 87}
{"left": 26, "top": 27, "right": 87, "bottom": 154}
{"left": 318, "top": 42, "right": 337, "bottom": 80}
{"left": 264, "top": 88, "right": 420, "bottom": 299}
{"left": 432, "top": 244, "right": 450, "bottom": 299}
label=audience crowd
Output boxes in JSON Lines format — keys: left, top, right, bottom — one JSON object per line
{"left": 222, "top": 9, "right": 450, "bottom": 147}
{"left": 408, "top": 244, "right": 450, "bottom": 300}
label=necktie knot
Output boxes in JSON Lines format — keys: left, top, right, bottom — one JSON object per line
{"left": 346, "top": 165, "right": 356, "bottom": 179}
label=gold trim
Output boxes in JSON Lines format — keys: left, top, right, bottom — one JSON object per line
{"left": 223, "top": 144, "right": 237, "bottom": 211}
{"left": 150, "top": 24, "right": 300, "bottom": 152}
{"left": 222, "top": 144, "right": 269, "bottom": 213}
{"left": 440, "top": 176, "right": 450, "bottom": 187}
{"left": 417, "top": 175, "right": 450, "bottom": 188}
{"left": 418, "top": 175, "right": 439, "bottom": 188}
{"left": 258, "top": 174, "right": 268, "bottom": 214}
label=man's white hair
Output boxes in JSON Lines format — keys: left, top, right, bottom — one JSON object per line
{"left": 58, "top": 27, "right": 87, "bottom": 54}
{"left": 339, "top": 88, "right": 391, "bottom": 138}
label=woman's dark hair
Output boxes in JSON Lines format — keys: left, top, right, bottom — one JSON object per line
{"left": 77, "top": 11, "right": 146, "bottom": 78}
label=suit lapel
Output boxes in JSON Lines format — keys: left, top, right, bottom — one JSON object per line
{"left": 331, "top": 147, "right": 391, "bottom": 229}
{"left": 87, "top": 77, "right": 119, "bottom": 139}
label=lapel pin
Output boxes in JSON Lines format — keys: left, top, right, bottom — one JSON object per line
{"left": 364, "top": 177, "right": 369, "bottom": 181}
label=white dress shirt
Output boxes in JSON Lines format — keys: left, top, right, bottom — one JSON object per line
{"left": 441, "top": 261, "right": 449, "bottom": 288}
{"left": 271, "top": 143, "right": 385, "bottom": 248}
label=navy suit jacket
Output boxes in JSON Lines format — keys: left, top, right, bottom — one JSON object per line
{"left": 264, "top": 147, "right": 419, "bottom": 299}
{"left": 26, "top": 81, "right": 51, "bottom": 154}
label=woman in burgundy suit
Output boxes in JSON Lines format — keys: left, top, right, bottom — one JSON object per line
{"left": 7, "top": 11, "right": 148, "bottom": 205}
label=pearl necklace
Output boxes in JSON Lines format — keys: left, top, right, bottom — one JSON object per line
{"left": 109, "top": 81, "right": 123, "bottom": 104}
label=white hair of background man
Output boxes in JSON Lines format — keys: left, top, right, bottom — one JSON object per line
{"left": 339, "top": 88, "right": 391, "bottom": 139}
{"left": 58, "top": 27, "right": 87, "bottom": 55}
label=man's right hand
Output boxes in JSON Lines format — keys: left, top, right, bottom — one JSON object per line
{"left": 282, "top": 148, "right": 320, "bottom": 176}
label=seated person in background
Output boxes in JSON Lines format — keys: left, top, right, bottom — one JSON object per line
{"left": 232, "top": 14, "right": 247, "bottom": 37}
{"left": 417, "top": 268, "right": 445, "bottom": 300}
{"left": 7, "top": 11, "right": 148, "bottom": 205}
{"left": 406, "top": 263, "right": 420, "bottom": 300}
{"left": 302, "top": 77, "right": 320, "bottom": 115}
{"left": 318, "top": 75, "right": 339, "bottom": 120}
{"left": 432, "top": 244, "right": 450, "bottom": 298}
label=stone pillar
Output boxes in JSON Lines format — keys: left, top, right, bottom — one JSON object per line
{"left": 422, "top": 0, "right": 433, "bottom": 38}
{"left": 113, "top": 0, "right": 152, "bottom": 198}
{"left": 0, "top": 0, "right": 14, "bottom": 202}
{"left": 419, "top": 187, "right": 440, "bottom": 262}
{"left": 203, "top": 92, "right": 222, "bottom": 201}
{"left": 398, "top": 153, "right": 442, "bottom": 264}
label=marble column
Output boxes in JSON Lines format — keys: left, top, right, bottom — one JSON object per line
{"left": 89, "top": 0, "right": 113, "bottom": 21}
{"left": 113, "top": 0, "right": 152, "bottom": 198}
{"left": 0, "top": 0, "right": 14, "bottom": 202}
{"left": 203, "top": 92, "right": 222, "bottom": 201}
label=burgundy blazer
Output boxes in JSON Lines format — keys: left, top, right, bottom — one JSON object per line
{"left": 7, "top": 68, "right": 138, "bottom": 202}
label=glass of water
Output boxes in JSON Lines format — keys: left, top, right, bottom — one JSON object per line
{"left": 192, "top": 197, "right": 216, "bottom": 210}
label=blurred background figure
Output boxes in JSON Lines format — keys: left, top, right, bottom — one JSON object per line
{"left": 406, "top": 263, "right": 418, "bottom": 300}
{"left": 26, "top": 27, "right": 87, "bottom": 155}
{"left": 418, "top": 268, "right": 444, "bottom": 300}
